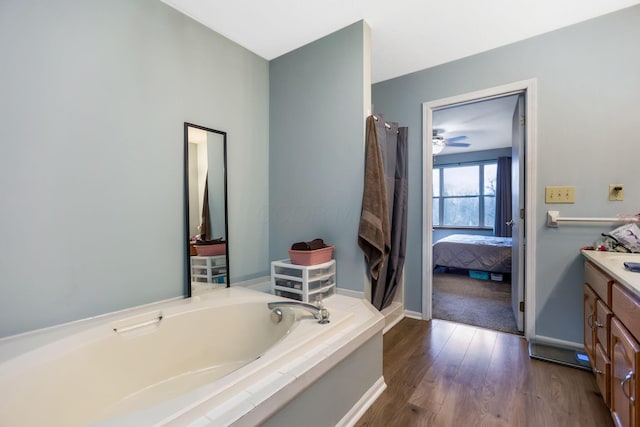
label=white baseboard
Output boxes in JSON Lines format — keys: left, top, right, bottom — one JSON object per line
{"left": 336, "top": 376, "right": 386, "bottom": 427}
{"left": 531, "top": 335, "right": 584, "bottom": 351}
{"left": 337, "top": 287, "right": 365, "bottom": 299}
{"left": 383, "top": 312, "right": 404, "bottom": 334}
{"left": 380, "top": 302, "right": 404, "bottom": 334}
{"left": 404, "top": 310, "right": 423, "bottom": 320}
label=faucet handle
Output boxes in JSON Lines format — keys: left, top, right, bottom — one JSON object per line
{"left": 314, "top": 297, "right": 330, "bottom": 324}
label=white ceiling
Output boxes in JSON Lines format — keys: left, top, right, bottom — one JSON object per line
{"left": 161, "top": 0, "right": 640, "bottom": 83}
{"left": 432, "top": 95, "right": 519, "bottom": 155}
{"left": 162, "top": 0, "right": 638, "bottom": 157}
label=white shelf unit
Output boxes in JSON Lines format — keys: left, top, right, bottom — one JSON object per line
{"left": 191, "top": 255, "right": 227, "bottom": 284}
{"left": 271, "top": 259, "right": 336, "bottom": 303}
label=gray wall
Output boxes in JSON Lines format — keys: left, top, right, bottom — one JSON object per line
{"left": 0, "top": 0, "right": 269, "bottom": 337}
{"left": 269, "top": 22, "right": 370, "bottom": 292}
{"left": 372, "top": 5, "right": 640, "bottom": 342}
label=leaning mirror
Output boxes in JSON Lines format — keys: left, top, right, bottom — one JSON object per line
{"left": 184, "top": 123, "right": 229, "bottom": 297}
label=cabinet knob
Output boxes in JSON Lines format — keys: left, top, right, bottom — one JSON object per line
{"left": 594, "top": 320, "right": 605, "bottom": 329}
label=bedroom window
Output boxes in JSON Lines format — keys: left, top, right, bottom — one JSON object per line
{"left": 433, "top": 162, "right": 497, "bottom": 229}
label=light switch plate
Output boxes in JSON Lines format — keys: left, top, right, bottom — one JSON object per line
{"left": 545, "top": 186, "right": 575, "bottom": 203}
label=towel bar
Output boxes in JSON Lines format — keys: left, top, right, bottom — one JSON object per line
{"left": 547, "top": 211, "right": 640, "bottom": 228}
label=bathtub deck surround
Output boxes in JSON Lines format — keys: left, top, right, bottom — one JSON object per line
{"left": 0, "top": 287, "right": 384, "bottom": 427}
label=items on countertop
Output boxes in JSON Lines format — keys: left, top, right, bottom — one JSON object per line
{"left": 625, "top": 262, "right": 640, "bottom": 273}
{"left": 582, "top": 222, "right": 640, "bottom": 253}
{"left": 608, "top": 223, "right": 640, "bottom": 253}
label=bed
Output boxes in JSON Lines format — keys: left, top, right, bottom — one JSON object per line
{"left": 432, "top": 234, "right": 512, "bottom": 273}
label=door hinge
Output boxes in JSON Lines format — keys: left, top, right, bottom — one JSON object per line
{"left": 520, "top": 115, "right": 525, "bottom": 126}
{"left": 519, "top": 209, "right": 525, "bottom": 220}
{"left": 519, "top": 301, "right": 525, "bottom": 312}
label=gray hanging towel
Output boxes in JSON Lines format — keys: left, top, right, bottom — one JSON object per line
{"left": 358, "top": 115, "right": 390, "bottom": 280}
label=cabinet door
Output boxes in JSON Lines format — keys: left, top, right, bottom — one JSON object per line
{"left": 611, "top": 317, "right": 640, "bottom": 427}
{"left": 584, "top": 284, "right": 598, "bottom": 363}
{"left": 595, "top": 342, "right": 611, "bottom": 408}
{"left": 612, "top": 282, "right": 640, "bottom": 340}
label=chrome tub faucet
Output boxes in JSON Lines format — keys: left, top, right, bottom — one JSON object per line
{"left": 267, "top": 300, "right": 330, "bottom": 324}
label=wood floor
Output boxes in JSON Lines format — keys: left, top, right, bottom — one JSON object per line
{"left": 355, "top": 318, "right": 612, "bottom": 427}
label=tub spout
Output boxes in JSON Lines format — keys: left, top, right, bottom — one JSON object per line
{"left": 267, "top": 301, "right": 330, "bottom": 324}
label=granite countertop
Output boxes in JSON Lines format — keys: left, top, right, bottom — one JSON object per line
{"left": 581, "top": 250, "right": 640, "bottom": 297}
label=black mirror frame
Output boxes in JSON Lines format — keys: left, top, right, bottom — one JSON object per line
{"left": 184, "top": 122, "right": 230, "bottom": 297}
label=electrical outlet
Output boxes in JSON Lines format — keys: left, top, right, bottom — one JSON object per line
{"left": 545, "top": 186, "right": 575, "bottom": 203}
{"left": 609, "top": 184, "right": 624, "bottom": 201}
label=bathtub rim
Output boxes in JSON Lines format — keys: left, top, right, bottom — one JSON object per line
{"left": 0, "top": 287, "right": 323, "bottom": 382}
{"left": 0, "top": 287, "right": 265, "bottom": 364}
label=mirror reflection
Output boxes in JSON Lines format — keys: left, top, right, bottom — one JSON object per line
{"left": 185, "top": 123, "right": 229, "bottom": 296}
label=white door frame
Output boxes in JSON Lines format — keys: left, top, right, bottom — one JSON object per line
{"left": 421, "top": 79, "right": 537, "bottom": 340}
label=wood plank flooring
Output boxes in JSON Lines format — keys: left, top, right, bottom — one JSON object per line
{"left": 355, "top": 318, "right": 612, "bottom": 427}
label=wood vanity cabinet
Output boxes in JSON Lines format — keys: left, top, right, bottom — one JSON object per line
{"left": 584, "top": 260, "right": 640, "bottom": 427}
{"left": 584, "top": 261, "right": 613, "bottom": 407}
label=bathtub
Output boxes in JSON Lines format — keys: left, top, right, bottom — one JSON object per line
{"left": 0, "top": 286, "right": 384, "bottom": 426}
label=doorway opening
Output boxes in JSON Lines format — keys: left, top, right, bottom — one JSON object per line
{"left": 421, "top": 80, "right": 538, "bottom": 339}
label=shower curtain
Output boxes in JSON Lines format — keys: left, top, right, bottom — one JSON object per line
{"left": 362, "top": 115, "right": 408, "bottom": 311}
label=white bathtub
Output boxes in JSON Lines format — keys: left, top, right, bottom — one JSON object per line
{"left": 0, "top": 286, "right": 384, "bottom": 426}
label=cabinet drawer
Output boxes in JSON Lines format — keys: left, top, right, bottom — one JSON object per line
{"left": 585, "top": 261, "right": 613, "bottom": 305}
{"left": 596, "top": 299, "right": 612, "bottom": 356}
{"left": 612, "top": 283, "right": 640, "bottom": 340}
{"left": 594, "top": 342, "right": 611, "bottom": 408}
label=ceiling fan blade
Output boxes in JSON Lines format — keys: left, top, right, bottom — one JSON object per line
{"left": 446, "top": 142, "right": 471, "bottom": 147}
{"left": 444, "top": 135, "right": 468, "bottom": 143}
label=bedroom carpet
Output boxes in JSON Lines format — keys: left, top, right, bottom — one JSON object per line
{"left": 432, "top": 272, "right": 520, "bottom": 335}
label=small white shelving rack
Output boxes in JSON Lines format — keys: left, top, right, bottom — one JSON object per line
{"left": 191, "top": 255, "right": 227, "bottom": 284}
{"left": 270, "top": 259, "right": 336, "bottom": 303}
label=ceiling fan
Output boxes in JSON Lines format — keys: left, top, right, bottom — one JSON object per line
{"left": 432, "top": 128, "right": 470, "bottom": 154}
